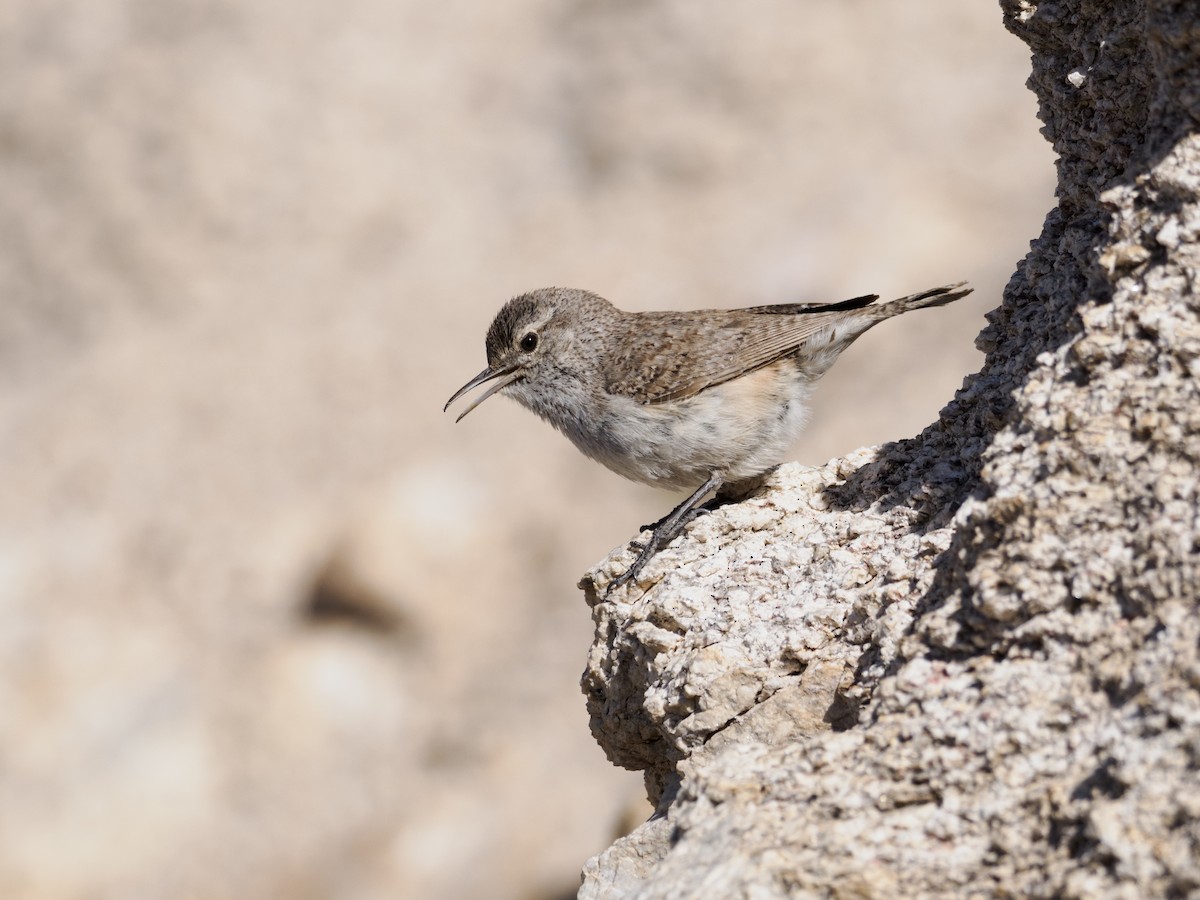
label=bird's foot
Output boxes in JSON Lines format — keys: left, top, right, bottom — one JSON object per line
{"left": 605, "top": 472, "right": 726, "bottom": 597}
{"left": 606, "top": 537, "right": 662, "bottom": 595}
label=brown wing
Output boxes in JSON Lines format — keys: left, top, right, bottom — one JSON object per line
{"left": 603, "top": 294, "right": 880, "bottom": 405}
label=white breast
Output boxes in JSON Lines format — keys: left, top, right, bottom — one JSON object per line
{"left": 576, "top": 363, "right": 814, "bottom": 491}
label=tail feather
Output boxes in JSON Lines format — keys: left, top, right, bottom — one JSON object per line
{"left": 869, "top": 282, "right": 972, "bottom": 321}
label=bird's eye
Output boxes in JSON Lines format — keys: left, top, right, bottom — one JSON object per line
{"left": 519, "top": 332, "right": 539, "bottom": 352}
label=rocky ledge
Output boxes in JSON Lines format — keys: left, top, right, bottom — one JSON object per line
{"left": 577, "top": 0, "right": 1200, "bottom": 894}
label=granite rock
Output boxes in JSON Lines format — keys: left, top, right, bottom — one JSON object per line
{"left": 582, "top": 0, "right": 1200, "bottom": 895}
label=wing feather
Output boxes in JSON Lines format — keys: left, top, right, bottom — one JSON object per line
{"left": 603, "top": 295, "right": 880, "bottom": 404}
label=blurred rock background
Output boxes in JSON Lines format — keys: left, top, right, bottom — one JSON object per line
{"left": 0, "top": 2, "right": 1052, "bottom": 898}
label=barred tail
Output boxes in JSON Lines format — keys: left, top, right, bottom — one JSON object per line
{"left": 870, "top": 282, "right": 973, "bottom": 321}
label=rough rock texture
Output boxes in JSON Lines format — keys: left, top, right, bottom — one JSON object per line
{"left": 581, "top": 0, "right": 1200, "bottom": 896}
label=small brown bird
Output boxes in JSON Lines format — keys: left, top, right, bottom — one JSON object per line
{"left": 446, "top": 282, "right": 972, "bottom": 591}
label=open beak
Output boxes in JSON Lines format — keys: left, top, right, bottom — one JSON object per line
{"left": 444, "top": 365, "right": 523, "bottom": 422}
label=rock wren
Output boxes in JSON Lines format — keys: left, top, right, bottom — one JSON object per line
{"left": 445, "top": 282, "right": 972, "bottom": 591}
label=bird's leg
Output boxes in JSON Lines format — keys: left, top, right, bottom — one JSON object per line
{"left": 638, "top": 504, "right": 707, "bottom": 534}
{"left": 608, "top": 471, "right": 725, "bottom": 594}
{"left": 636, "top": 467, "right": 775, "bottom": 532}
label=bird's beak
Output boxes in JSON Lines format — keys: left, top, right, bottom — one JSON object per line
{"left": 444, "top": 365, "right": 523, "bottom": 422}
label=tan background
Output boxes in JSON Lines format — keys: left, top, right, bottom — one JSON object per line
{"left": 0, "top": 2, "right": 1053, "bottom": 898}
